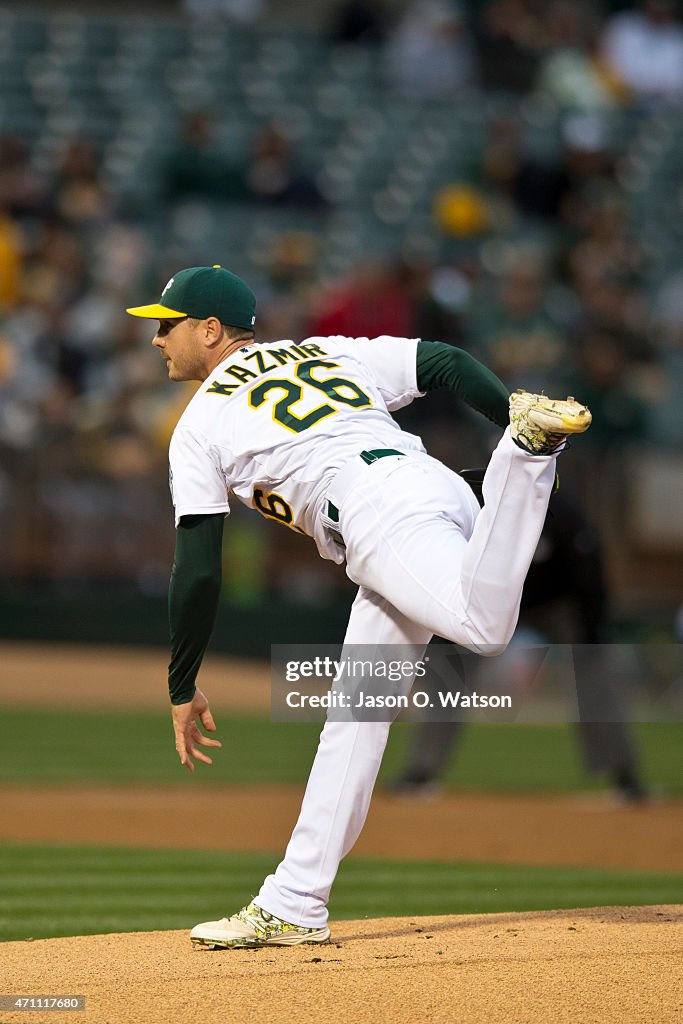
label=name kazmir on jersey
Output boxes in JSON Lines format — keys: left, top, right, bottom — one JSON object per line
{"left": 168, "top": 335, "right": 427, "bottom": 560}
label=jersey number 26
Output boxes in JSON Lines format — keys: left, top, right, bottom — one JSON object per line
{"left": 248, "top": 359, "right": 372, "bottom": 433}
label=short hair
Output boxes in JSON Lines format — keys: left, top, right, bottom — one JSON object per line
{"left": 224, "top": 324, "right": 255, "bottom": 343}
{"left": 188, "top": 317, "right": 254, "bottom": 343}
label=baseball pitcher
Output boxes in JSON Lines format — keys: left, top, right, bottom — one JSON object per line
{"left": 127, "top": 264, "right": 591, "bottom": 948}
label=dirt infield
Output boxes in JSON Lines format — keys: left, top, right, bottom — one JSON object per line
{"left": 0, "top": 906, "right": 681, "bottom": 1024}
{"left": 0, "top": 642, "right": 271, "bottom": 711}
{"left": 1, "top": 783, "right": 682, "bottom": 871}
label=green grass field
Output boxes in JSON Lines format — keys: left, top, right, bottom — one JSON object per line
{"left": 2, "top": 713, "right": 680, "bottom": 943}
{"left": 1, "top": 843, "right": 681, "bottom": 942}
{"left": 1, "top": 710, "right": 680, "bottom": 793}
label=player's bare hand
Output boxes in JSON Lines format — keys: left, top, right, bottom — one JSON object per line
{"left": 171, "top": 687, "right": 222, "bottom": 773}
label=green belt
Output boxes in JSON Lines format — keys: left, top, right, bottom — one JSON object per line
{"left": 327, "top": 449, "right": 403, "bottom": 524}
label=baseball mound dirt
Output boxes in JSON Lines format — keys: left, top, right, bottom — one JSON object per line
{"left": 0, "top": 905, "right": 681, "bottom": 1024}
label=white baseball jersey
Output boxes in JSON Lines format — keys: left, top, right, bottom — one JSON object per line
{"left": 168, "top": 335, "right": 427, "bottom": 560}
{"left": 166, "top": 327, "right": 563, "bottom": 936}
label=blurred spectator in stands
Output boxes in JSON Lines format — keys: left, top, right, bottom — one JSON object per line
{"left": 309, "top": 261, "right": 415, "bottom": 338}
{"left": 0, "top": 135, "right": 46, "bottom": 221}
{"left": 573, "top": 272, "right": 650, "bottom": 350}
{"left": 55, "top": 223, "right": 150, "bottom": 398}
{"left": 482, "top": 117, "right": 571, "bottom": 222}
{"left": 410, "top": 262, "right": 468, "bottom": 347}
{"left": 0, "top": 209, "right": 22, "bottom": 311}
{"left": 566, "top": 188, "right": 640, "bottom": 280}
{"left": 329, "top": 0, "right": 387, "bottom": 45}
{"left": 163, "top": 111, "right": 248, "bottom": 202}
{"left": 482, "top": 114, "right": 614, "bottom": 227}
{"left": 246, "top": 124, "right": 325, "bottom": 208}
{"left": 564, "top": 328, "right": 649, "bottom": 449}
{"left": 471, "top": 254, "right": 567, "bottom": 393}
{"left": 475, "top": 0, "right": 547, "bottom": 93}
{"left": 601, "top": 0, "right": 683, "bottom": 105}
{"left": 536, "top": 1, "right": 623, "bottom": 110}
{"left": 261, "top": 231, "right": 318, "bottom": 296}
{"left": 91, "top": 221, "right": 150, "bottom": 295}
{"left": 23, "top": 221, "right": 86, "bottom": 312}
{"left": 0, "top": 331, "right": 22, "bottom": 448}
{"left": 90, "top": 315, "right": 163, "bottom": 417}
{"left": 566, "top": 192, "right": 649, "bottom": 340}
{"left": 0, "top": 216, "right": 90, "bottom": 454}
{"left": 0, "top": 304, "right": 52, "bottom": 453}
{"left": 384, "top": 0, "right": 478, "bottom": 99}
{"left": 391, "top": 262, "right": 479, "bottom": 460}
{"left": 559, "top": 115, "right": 615, "bottom": 207}
{"left": 50, "top": 138, "right": 112, "bottom": 227}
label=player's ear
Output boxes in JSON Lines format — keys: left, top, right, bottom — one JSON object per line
{"left": 203, "top": 317, "right": 224, "bottom": 345}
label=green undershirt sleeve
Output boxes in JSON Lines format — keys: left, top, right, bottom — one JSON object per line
{"left": 416, "top": 340, "right": 510, "bottom": 428}
{"left": 168, "top": 512, "right": 225, "bottom": 705}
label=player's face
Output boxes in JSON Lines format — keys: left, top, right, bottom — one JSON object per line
{"left": 152, "top": 318, "right": 205, "bottom": 381}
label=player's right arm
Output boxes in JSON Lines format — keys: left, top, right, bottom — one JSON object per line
{"left": 168, "top": 512, "right": 225, "bottom": 771}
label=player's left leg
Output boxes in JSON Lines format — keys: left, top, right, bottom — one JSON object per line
{"left": 191, "top": 588, "right": 430, "bottom": 946}
{"left": 254, "top": 586, "right": 432, "bottom": 929}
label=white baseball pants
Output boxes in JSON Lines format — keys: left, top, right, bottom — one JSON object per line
{"left": 257, "top": 428, "right": 558, "bottom": 927}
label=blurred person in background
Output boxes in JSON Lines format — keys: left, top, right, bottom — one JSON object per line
{"left": 245, "top": 124, "right": 326, "bottom": 208}
{"left": 308, "top": 260, "right": 416, "bottom": 339}
{"left": 535, "top": 1, "right": 623, "bottom": 110}
{"left": 408, "top": 262, "right": 468, "bottom": 348}
{"left": 163, "top": 111, "right": 249, "bottom": 203}
{"left": 49, "top": 138, "right": 112, "bottom": 228}
{"left": 601, "top": 0, "right": 683, "bottom": 105}
{"left": 475, "top": 0, "right": 548, "bottom": 93}
{"left": 471, "top": 254, "right": 567, "bottom": 394}
{"left": 481, "top": 116, "right": 572, "bottom": 223}
{"left": 1, "top": 218, "right": 85, "bottom": 451}
{"left": 0, "top": 206, "right": 22, "bottom": 312}
{"left": 564, "top": 328, "right": 649, "bottom": 451}
{"left": 0, "top": 134, "right": 47, "bottom": 222}
{"left": 383, "top": 261, "right": 481, "bottom": 468}
{"left": 481, "top": 114, "right": 615, "bottom": 228}
{"left": 391, "top": 486, "right": 649, "bottom": 803}
{"left": 384, "top": 0, "right": 479, "bottom": 99}
{"left": 329, "top": 0, "right": 388, "bottom": 46}
{"left": 557, "top": 115, "right": 617, "bottom": 228}
{"left": 563, "top": 186, "right": 654, "bottom": 372}
{"left": 566, "top": 191, "right": 644, "bottom": 308}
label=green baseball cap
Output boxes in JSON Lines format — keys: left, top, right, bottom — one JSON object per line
{"left": 126, "top": 265, "right": 256, "bottom": 330}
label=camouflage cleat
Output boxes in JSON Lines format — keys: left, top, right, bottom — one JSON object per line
{"left": 190, "top": 902, "right": 331, "bottom": 949}
{"left": 509, "top": 391, "right": 592, "bottom": 455}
